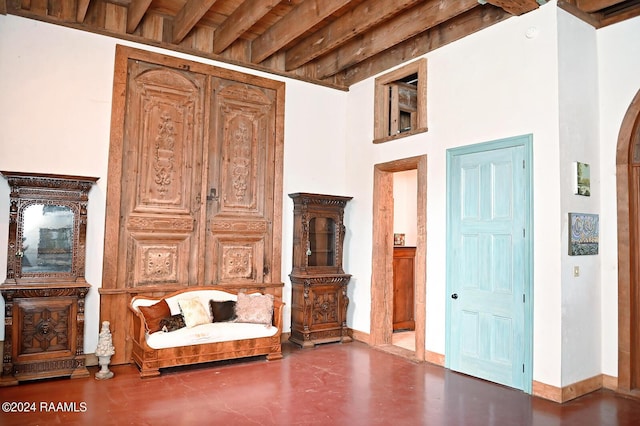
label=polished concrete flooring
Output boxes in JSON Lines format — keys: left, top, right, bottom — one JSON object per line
{"left": 1, "top": 341, "right": 639, "bottom": 425}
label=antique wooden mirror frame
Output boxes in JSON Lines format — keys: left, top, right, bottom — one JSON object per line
{"left": 1, "top": 171, "right": 98, "bottom": 285}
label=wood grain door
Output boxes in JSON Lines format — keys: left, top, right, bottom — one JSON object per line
{"left": 204, "top": 78, "right": 278, "bottom": 285}
{"left": 117, "top": 59, "right": 207, "bottom": 288}
{"left": 447, "top": 136, "right": 532, "bottom": 392}
{"left": 101, "top": 46, "right": 285, "bottom": 365}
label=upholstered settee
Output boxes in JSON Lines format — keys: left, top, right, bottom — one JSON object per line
{"left": 129, "top": 287, "right": 283, "bottom": 378}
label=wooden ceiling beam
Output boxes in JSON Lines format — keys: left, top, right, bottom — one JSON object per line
{"left": 481, "top": 0, "right": 541, "bottom": 15}
{"left": 127, "top": 0, "right": 153, "bottom": 33}
{"left": 52, "top": 0, "right": 75, "bottom": 21}
{"left": 314, "top": 0, "right": 478, "bottom": 80}
{"left": 576, "top": 0, "right": 625, "bottom": 13}
{"left": 557, "top": 0, "right": 603, "bottom": 26}
{"left": 338, "top": 5, "right": 511, "bottom": 87}
{"left": 285, "top": 0, "right": 422, "bottom": 71}
{"left": 172, "top": 0, "right": 218, "bottom": 44}
{"left": 250, "top": 0, "right": 351, "bottom": 64}
{"left": 213, "top": 0, "right": 281, "bottom": 54}
{"left": 77, "top": 0, "right": 91, "bottom": 23}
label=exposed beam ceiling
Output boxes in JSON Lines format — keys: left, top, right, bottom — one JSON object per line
{"left": 4, "top": 0, "right": 639, "bottom": 90}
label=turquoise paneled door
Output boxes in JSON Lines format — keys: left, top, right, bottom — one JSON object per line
{"left": 446, "top": 135, "right": 532, "bottom": 393}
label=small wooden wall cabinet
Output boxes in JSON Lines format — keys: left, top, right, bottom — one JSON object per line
{"left": 393, "top": 246, "right": 416, "bottom": 331}
{"left": 0, "top": 172, "right": 97, "bottom": 386}
{"left": 289, "top": 193, "right": 352, "bottom": 348}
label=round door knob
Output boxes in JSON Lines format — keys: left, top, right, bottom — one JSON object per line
{"left": 451, "top": 293, "right": 458, "bottom": 299}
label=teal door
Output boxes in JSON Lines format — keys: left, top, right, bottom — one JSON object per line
{"left": 446, "top": 135, "right": 532, "bottom": 392}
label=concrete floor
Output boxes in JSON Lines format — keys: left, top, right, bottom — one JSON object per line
{"left": 1, "top": 341, "right": 639, "bottom": 425}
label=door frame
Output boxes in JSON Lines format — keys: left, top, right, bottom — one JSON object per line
{"left": 445, "top": 135, "right": 533, "bottom": 393}
{"left": 370, "top": 155, "right": 427, "bottom": 361}
{"left": 616, "top": 89, "right": 640, "bottom": 394}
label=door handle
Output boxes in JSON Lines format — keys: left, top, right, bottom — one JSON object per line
{"left": 206, "top": 188, "right": 219, "bottom": 201}
{"left": 451, "top": 293, "right": 458, "bottom": 299}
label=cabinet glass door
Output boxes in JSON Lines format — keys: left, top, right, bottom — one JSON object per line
{"left": 308, "top": 217, "right": 335, "bottom": 267}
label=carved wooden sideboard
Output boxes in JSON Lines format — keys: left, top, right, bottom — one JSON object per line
{"left": 100, "top": 46, "right": 285, "bottom": 365}
{"left": 289, "top": 193, "right": 352, "bottom": 348}
{"left": 0, "top": 171, "right": 97, "bottom": 386}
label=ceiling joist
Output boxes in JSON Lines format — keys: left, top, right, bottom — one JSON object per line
{"left": 4, "top": 0, "right": 637, "bottom": 90}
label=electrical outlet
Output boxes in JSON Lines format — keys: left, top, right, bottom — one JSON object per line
{"left": 573, "top": 266, "right": 580, "bottom": 277}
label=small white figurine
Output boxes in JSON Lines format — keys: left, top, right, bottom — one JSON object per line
{"left": 95, "top": 321, "right": 115, "bottom": 380}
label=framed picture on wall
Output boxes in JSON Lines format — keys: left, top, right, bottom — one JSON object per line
{"left": 573, "top": 162, "right": 591, "bottom": 196}
{"left": 569, "top": 213, "right": 599, "bottom": 256}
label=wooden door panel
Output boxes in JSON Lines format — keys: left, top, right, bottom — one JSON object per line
{"left": 208, "top": 236, "right": 265, "bottom": 283}
{"left": 101, "top": 46, "right": 285, "bottom": 364}
{"left": 120, "top": 60, "right": 206, "bottom": 287}
{"left": 127, "top": 234, "right": 193, "bottom": 286}
{"left": 205, "top": 80, "right": 277, "bottom": 284}
{"left": 15, "top": 298, "right": 75, "bottom": 360}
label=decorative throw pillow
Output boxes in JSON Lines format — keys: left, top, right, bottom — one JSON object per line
{"left": 178, "top": 298, "right": 210, "bottom": 328}
{"left": 234, "top": 293, "right": 274, "bottom": 325}
{"left": 209, "top": 300, "right": 237, "bottom": 323}
{"left": 138, "top": 299, "right": 171, "bottom": 334}
{"left": 159, "top": 314, "right": 186, "bottom": 332}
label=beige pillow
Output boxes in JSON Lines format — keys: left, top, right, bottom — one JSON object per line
{"left": 178, "top": 298, "right": 210, "bottom": 328}
{"left": 234, "top": 293, "right": 274, "bottom": 325}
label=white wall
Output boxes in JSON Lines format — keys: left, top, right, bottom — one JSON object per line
{"left": 345, "top": 4, "right": 563, "bottom": 386}
{"left": 597, "top": 15, "right": 640, "bottom": 378}
{"left": 0, "top": 14, "right": 349, "bottom": 352}
{"left": 393, "top": 170, "right": 418, "bottom": 246}
{"left": 557, "top": 9, "right": 602, "bottom": 386}
{"left": 1, "top": 4, "right": 639, "bottom": 391}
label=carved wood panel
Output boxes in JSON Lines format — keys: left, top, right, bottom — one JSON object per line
{"left": 118, "top": 60, "right": 206, "bottom": 288}
{"left": 17, "top": 298, "right": 74, "bottom": 357}
{"left": 100, "top": 46, "right": 284, "bottom": 365}
{"left": 205, "top": 79, "right": 277, "bottom": 285}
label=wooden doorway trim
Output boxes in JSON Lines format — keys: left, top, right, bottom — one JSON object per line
{"left": 617, "top": 89, "right": 640, "bottom": 393}
{"left": 370, "top": 155, "right": 427, "bottom": 360}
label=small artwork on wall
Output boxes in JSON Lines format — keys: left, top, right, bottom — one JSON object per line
{"left": 393, "top": 233, "right": 405, "bottom": 246}
{"left": 569, "top": 213, "right": 599, "bottom": 256}
{"left": 573, "top": 162, "right": 591, "bottom": 196}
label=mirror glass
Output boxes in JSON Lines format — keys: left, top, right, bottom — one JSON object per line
{"left": 21, "top": 204, "right": 74, "bottom": 273}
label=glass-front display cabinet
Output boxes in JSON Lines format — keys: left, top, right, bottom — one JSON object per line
{"left": 0, "top": 171, "right": 97, "bottom": 386}
{"left": 289, "top": 193, "right": 352, "bottom": 348}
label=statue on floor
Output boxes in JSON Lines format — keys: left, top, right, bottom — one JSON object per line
{"left": 95, "top": 321, "right": 115, "bottom": 380}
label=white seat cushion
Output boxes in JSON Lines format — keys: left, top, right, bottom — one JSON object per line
{"left": 145, "top": 322, "right": 278, "bottom": 349}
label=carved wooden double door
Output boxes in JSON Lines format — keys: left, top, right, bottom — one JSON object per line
{"left": 101, "top": 46, "right": 284, "bottom": 364}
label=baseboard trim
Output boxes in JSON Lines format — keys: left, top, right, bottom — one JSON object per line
{"left": 85, "top": 353, "right": 98, "bottom": 367}
{"left": 602, "top": 374, "right": 618, "bottom": 390}
{"left": 534, "top": 374, "right": 617, "bottom": 403}
{"left": 425, "top": 350, "right": 445, "bottom": 366}
{"left": 350, "top": 329, "right": 371, "bottom": 345}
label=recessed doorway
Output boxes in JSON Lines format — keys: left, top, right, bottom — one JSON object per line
{"left": 370, "top": 155, "right": 427, "bottom": 361}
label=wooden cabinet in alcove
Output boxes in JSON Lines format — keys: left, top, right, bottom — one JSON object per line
{"left": 100, "top": 46, "right": 285, "bottom": 365}
{"left": 393, "top": 246, "right": 416, "bottom": 331}
{"left": 289, "top": 193, "right": 352, "bottom": 348}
